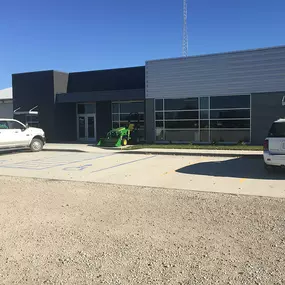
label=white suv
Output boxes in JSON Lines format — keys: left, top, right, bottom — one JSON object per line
{"left": 0, "top": 119, "right": 45, "bottom": 152}
{"left": 263, "top": 119, "right": 285, "bottom": 171}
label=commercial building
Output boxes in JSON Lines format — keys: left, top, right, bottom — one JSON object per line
{"left": 0, "top": 88, "right": 13, "bottom": 118}
{"left": 12, "top": 45, "right": 285, "bottom": 144}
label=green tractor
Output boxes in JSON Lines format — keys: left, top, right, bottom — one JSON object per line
{"left": 97, "top": 113, "right": 141, "bottom": 147}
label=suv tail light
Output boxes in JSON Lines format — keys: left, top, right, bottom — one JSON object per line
{"left": 263, "top": 139, "right": 269, "bottom": 151}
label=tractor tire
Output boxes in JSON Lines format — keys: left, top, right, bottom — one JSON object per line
{"left": 30, "top": 138, "right": 44, "bottom": 152}
{"left": 122, "top": 138, "right": 128, "bottom": 146}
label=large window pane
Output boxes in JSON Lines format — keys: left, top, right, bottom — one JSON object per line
{"left": 165, "top": 111, "right": 198, "bottom": 120}
{"left": 200, "top": 120, "right": 210, "bottom": 129}
{"left": 165, "top": 130, "right": 199, "bottom": 141}
{"left": 165, "top": 120, "right": 198, "bottom": 129}
{"left": 120, "top": 102, "right": 144, "bottom": 113}
{"left": 210, "top": 95, "right": 250, "bottom": 109}
{"left": 155, "top": 99, "right": 163, "bottom": 111}
{"left": 85, "top": 104, "right": 96, "bottom": 114}
{"left": 211, "top": 109, "right": 250, "bottom": 119}
{"left": 211, "top": 130, "right": 250, "bottom": 143}
{"left": 165, "top": 98, "right": 198, "bottom": 110}
{"left": 112, "top": 103, "right": 119, "bottom": 113}
{"left": 200, "top": 110, "right": 209, "bottom": 119}
{"left": 112, "top": 114, "right": 119, "bottom": 121}
{"left": 112, "top": 122, "right": 119, "bottom": 129}
{"left": 77, "top": 104, "right": 85, "bottom": 114}
{"left": 200, "top": 97, "right": 209, "bottom": 109}
{"left": 120, "top": 113, "right": 144, "bottom": 121}
{"left": 77, "top": 104, "right": 96, "bottom": 114}
{"left": 156, "top": 112, "right": 163, "bottom": 120}
{"left": 156, "top": 121, "right": 163, "bottom": 128}
{"left": 210, "top": 119, "right": 250, "bottom": 129}
{"left": 156, "top": 128, "right": 164, "bottom": 141}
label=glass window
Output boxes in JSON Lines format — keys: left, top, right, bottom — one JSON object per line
{"left": 120, "top": 102, "right": 144, "bottom": 113}
{"left": 77, "top": 104, "right": 85, "bottom": 114}
{"left": 0, "top": 121, "right": 9, "bottom": 129}
{"left": 200, "top": 120, "right": 209, "bottom": 129}
{"left": 156, "top": 112, "right": 163, "bottom": 120}
{"left": 200, "top": 97, "right": 209, "bottom": 109}
{"left": 210, "top": 120, "right": 250, "bottom": 129}
{"left": 210, "top": 95, "right": 250, "bottom": 109}
{"left": 211, "top": 130, "right": 250, "bottom": 143}
{"left": 156, "top": 129, "right": 165, "bottom": 141}
{"left": 165, "top": 120, "right": 198, "bottom": 129}
{"left": 165, "top": 98, "right": 198, "bottom": 110}
{"left": 200, "top": 110, "right": 209, "bottom": 119}
{"left": 8, "top": 121, "right": 25, "bottom": 130}
{"left": 156, "top": 121, "right": 163, "bottom": 128}
{"left": 77, "top": 104, "right": 96, "bottom": 114}
{"left": 165, "top": 111, "right": 198, "bottom": 120}
{"left": 84, "top": 104, "right": 96, "bottom": 114}
{"left": 210, "top": 109, "right": 250, "bottom": 119}
{"left": 165, "top": 130, "right": 199, "bottom": 141}
{"left": 112, "top": 122, "right": 120, "bottom": 129}
{"left": 120, "top": 113, "right": 144, "bottom": 122}
{"left": 112, "top": 103, "right": 119, "bottom": 113}
{"left": 112, "top": 114, "right": 119, "bottom": 122}
{"left": 155, "top": 99, "right": 163, "bottom": 111}
{"left": 268, "top": 122, "right": 285, "bottom": 138}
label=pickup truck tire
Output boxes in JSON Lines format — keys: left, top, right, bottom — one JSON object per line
{"left": 30, "top": 138, "right": 44, "bottom": 152}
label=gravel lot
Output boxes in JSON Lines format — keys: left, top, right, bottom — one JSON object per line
{"left": 0, "top": 176, "right": 284, "bottom": 285}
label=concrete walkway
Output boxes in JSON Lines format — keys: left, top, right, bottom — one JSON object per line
{"left": 44, "top": 143, "right": 263, "bottom": 157}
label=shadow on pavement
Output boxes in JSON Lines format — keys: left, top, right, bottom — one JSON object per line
{"left": 176, "top": 157, "right": 285, "bottom": 180}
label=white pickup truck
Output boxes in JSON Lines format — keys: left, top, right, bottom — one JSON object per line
{"left": 263, "top": 118, "right": 285, "bottom": 171}
{"left": 0, "top": 119, "right": 45, "bottom": 152}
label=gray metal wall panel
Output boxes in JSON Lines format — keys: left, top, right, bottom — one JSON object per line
{"left": 0, "top": 103, "right": 13, "bottom": 118}
{"left": 251, "top": 92, "right": 285, "bottom": 145}
{"left": 146, "top": 46, "right": 285, "bottom": 99}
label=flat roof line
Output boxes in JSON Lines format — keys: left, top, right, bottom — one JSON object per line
{"left": 146, "top": 45, "right": 285, "bottom": 64}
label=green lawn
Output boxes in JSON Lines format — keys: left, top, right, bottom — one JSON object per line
{"left": 128, "top": 144, "right": 263, "bottom": 151}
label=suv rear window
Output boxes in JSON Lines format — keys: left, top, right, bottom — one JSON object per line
{"left": 268, "top": 122, "right": 285, "bottom": 138}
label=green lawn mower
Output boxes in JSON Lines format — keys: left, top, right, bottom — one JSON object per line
{"left": 97, "top": 113, "right": 141, "bottom": 147}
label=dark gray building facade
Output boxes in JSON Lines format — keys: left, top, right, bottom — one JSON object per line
{"left": 12, "top": 46, "right": 285, "bottom": 144}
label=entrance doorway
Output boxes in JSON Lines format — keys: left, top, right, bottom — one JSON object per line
{"left": 77, "top": 103, "right": 97, "bottom": 142}
{"left": 77, "top": 114, "right": 96, "bottom": 142}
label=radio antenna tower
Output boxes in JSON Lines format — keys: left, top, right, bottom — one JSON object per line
{"left": 183, "top": 0, "right": 188, "bottom": 57}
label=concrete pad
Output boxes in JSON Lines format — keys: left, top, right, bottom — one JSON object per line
{"left": 0, "top": 151, "right": 284, "bottom": 198}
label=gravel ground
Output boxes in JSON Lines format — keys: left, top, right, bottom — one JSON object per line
{"left": 0, "top": 176, "right": 284, "bottom": 285}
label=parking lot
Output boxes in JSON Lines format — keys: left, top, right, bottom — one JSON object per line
{"left": 0, "top": 149, "right": 284, "bottom": 198}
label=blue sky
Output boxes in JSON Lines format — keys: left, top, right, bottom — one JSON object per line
{"left": 0, "top": 0, "right": 284, "bottom": 89}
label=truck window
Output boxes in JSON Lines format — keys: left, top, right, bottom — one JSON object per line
{"left": 0, "top": 121, "right": 9, "bottom": 129}
{"left": 268, "top": 122, "right": 285, "bottom": 138}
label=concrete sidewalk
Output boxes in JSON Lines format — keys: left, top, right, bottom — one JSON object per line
{"left": 44, "top": 143, "right": 263, "bottom": 158}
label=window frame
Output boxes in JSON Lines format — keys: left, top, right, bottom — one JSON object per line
{"left": 154, "top": 95, "right": 251, "bottom": 143}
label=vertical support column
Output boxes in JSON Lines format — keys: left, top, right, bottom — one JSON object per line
{"left": 145, "top": 98, "right": 155, "bottom": 143}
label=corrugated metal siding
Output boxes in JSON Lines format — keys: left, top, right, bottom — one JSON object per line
{"left": 146, "top": 46, "right": 285, "bottom": 99}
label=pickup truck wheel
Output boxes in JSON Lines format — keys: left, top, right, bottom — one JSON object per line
{"left": 30, "top": 138, "right": 43, "bottom": 152}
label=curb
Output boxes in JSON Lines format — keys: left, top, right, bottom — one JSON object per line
{"left": 121, "top": 150, "right": 263, "bottom": 159}
{"left": 43, "top": 147, "right": 263, "bottom": 159}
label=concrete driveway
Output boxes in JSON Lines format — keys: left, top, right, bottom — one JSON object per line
{"left": 0, "top": 150, "right": 284, "bottom": 198}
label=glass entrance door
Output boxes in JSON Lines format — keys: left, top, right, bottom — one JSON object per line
{"left": 77, "top": 114, "right": 96, "bottom": 141}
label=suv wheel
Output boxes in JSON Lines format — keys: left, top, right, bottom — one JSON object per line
{"left": 30, "top": 138, "right": 43, "bottom": 152}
